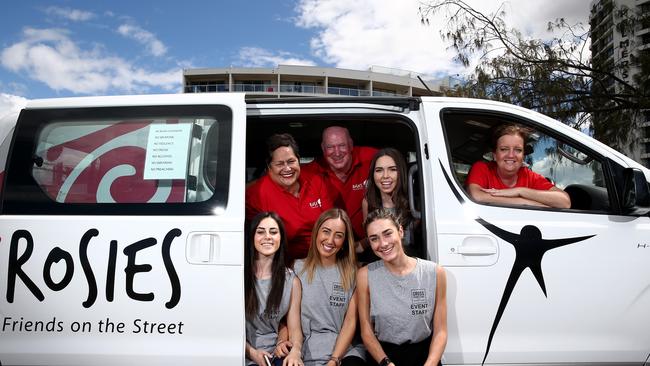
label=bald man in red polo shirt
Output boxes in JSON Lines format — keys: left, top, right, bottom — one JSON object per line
{"left": 302, "top": 126, "right": 378, "bottom": 240}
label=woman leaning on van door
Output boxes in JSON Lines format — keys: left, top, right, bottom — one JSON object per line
{"left": 284, "top": 208, "right": 366, "bottom": 366}
{"left": 465, "top": 123, "right": 570, "bottom": 209}
{"left": 357, "top": 209, "right": 447, "bottom": 366}
{"left": 245, "top": 211, "right": 303, "bottom": 366}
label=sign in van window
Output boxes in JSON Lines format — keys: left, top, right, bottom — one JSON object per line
{"left": 32, "top": 118, "right": 219, "bottom": 204}
{"left": 143, "top": 124, "right": 192, "bottom": 180}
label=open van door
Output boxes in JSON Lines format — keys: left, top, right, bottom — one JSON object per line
{"left": 0, "top": 94, "right": 247, "bottom": 365}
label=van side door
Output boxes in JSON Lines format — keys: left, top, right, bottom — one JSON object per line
{"left": 423, "top": 100, "right": 650, "bottom": 364}
{"left": 0, "top": 94, "right": 247, "bottom": 365}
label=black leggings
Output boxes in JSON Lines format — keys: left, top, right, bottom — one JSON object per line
{"left": 341, "top": 355, "right": 367, "bottom": 366}
{"left": 367, "top": 336, "right": 441, "bottom": 366}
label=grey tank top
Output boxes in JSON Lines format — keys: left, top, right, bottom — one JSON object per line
{"left": 367, "top": 258, "right": 437, "bottom": 344}
{"left": 294, "top": 260, "right": 365, "bottom": 365}
{"left": 246, "top": 269, "right": 295, "bottom": 364}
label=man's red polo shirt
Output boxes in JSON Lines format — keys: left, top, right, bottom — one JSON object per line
{"left": 302, "top": 146, "right": 378, "bottom": 239}
{"left": 245, "top": 170, "right": 333, "bottom": 261}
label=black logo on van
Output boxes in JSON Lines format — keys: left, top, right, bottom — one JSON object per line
{"left": 5, "top": 228, "right": 182, "bottom": 309}
{"left": 476, "top": 219, "right": 595, "bottom": 365}
{"left": 438, "top": 161, "right": 598, "bottom": 364}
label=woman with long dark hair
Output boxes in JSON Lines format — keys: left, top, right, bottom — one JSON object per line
{"left": 361, "top": 148, "right": 418, "bottom": 257}
{"left": 245, "top": 211, "right": 303, "bottom": 366}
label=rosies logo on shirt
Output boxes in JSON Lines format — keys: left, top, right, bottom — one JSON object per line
{"left": 309, "top": 198, "right": 322, "bottom": 209}
{"left": 4, "top": 228, "right": 182, "bottom": 309}
{"left": 352, "top": 179, "right": 368, "bottom": 191}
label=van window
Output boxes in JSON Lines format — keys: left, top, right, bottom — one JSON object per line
{"left": 32, "top": 118, "right": 222, "bottom": 204}
{"left": 2, "top": 105, "right": 232, "bottom": 215}
{"left": 443, "top": 111, "right": 611, "bottom": 212}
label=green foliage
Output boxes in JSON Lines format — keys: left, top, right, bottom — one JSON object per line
{"left": 420, "top": 0, "right": 650, "bottom": 151}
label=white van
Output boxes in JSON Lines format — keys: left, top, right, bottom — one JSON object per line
{"left": 1, "top": 93, "right": 649, "bottom": 365}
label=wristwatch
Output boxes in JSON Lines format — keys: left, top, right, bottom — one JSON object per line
{"left": 379, "top": 356, "right": 392, "bottom": 366}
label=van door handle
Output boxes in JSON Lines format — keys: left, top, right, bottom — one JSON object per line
{"left": 186, "top": 231, "right": 241, "bottom": 265}
{"left": 456, "top": 245, "right": 497, "bottom": 256}
{"left": 456, "top": 235, "right": 498, "bottom": 256}
{"left": 187, "top": 233, "right": 218, "bottom": 263}
{"left": 439, "top": 234, "right": 499, "bottom": 266}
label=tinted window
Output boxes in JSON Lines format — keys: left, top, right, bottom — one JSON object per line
{"left": 33, "top": 118, "right": 221, "bottom": 204}
{"left": 3, "top": 105, "right": 231, "bottom": 215}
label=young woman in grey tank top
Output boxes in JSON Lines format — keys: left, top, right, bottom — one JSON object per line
{"left": 245, "top": 212, "right": 303, "bottom": 366}
{"left": 278, "top": 208, "right": 366, "bottom": 366}
{"left": 357, "top": 209, "right": 447, "bottom": 366}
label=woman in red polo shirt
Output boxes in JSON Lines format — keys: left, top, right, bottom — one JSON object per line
{"left": 246, "top": 133, "right": 334, "bottom": 262}
{"left": 465, "top": 124, "right": 571, "bottom": 208}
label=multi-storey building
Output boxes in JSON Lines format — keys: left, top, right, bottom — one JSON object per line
{"left": 182, "top": 65, "right": 444, "bottom": 99}
{"left": 590, "top": 0, "right": 650, "bottom": 167}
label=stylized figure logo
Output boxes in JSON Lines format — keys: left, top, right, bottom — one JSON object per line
{"left": 476, "top": 218, "right": 595, "bottom": 365}
{"left": 438, "top": 160, "right": 597, "bottom": 364}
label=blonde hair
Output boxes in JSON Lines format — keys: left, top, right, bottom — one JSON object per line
{"left": 301, "top": 208, "right": 357, "bottom": 291}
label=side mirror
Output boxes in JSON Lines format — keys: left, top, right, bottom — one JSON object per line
{"left": 620, "top": 168, "right": 650, "bottom": 215}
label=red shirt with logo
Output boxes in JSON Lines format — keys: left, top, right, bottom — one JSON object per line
{"left": 302, "top": 146, "right": 378, "bottom": 239}
{"left": 246, "top": 170, "right": 334, "bottom": 261}
{"left": 466, "top": 161, "right": 554, "bottom": 190}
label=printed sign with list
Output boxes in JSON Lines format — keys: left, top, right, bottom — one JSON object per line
{"left": 144, "top": 123, "right": 192, "bottom": 180}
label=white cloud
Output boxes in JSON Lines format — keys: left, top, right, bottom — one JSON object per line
{"left": 0, "top": 93, "right": 27, "bottom": 118}
{"left": 0, "top": 94, "right": 27, "bottom": 139}
{"left": 294, "top": 0, "right": 592, "bottom": 78}
{"left": 45, "top": 6, "right": 95, "bottom": 22}
{"left": 236, "top": 47, "right": 317, "bottom": 68}
{"left": 117, "top": 24, "right": 167, "bottom": 57}
{"left": 0, "top": 27, "right": 181, "bottom": 95}
{"left": 295, "top": 0, "right": 461, "bottom": 77}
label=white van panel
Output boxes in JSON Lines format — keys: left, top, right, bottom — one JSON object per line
{"left": 0, "top": 94, "right": 247, "bottom": 365}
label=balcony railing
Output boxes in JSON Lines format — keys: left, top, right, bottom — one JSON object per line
{"left": 327, "top": 86, "right": 371, "bottom": 96}
{"left": 279, "top": 84, "right": 326, "bottom": 94}
{"left": 231, "top": 84, "right": 276, "bottom": 92}
{"left": 185, "top": 83, "right": 405, "bottom": 96}
{"left": 184, "top": 84, "right": 229, "bottom": 93}
{"left": 372, "top": 90, "right": 404, "bottom": 97}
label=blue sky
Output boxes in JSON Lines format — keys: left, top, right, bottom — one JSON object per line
{"left": 1, "top": 1, "right": 314, "bottom": 98}
{"left": 0, "top": 0, "right": 592, "bottom": 115}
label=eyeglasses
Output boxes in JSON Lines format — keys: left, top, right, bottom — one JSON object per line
{"left": 270, "top": 158, "right": 298, "bottom": 169}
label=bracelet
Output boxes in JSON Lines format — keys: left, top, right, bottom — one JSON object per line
{"left": 329, "top": 356, "right": 341, "bottom": 366}
{"left": 379, "top": 356, "right": 392, "bottom": 366}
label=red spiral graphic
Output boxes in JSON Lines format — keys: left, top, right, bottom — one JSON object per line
{"left": 38, "top": 120, "right": 186, "bottom": 203}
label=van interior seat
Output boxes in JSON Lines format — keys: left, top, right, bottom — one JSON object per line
{"left": 564, "top": 184, "right": 610, "bottom": 211}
